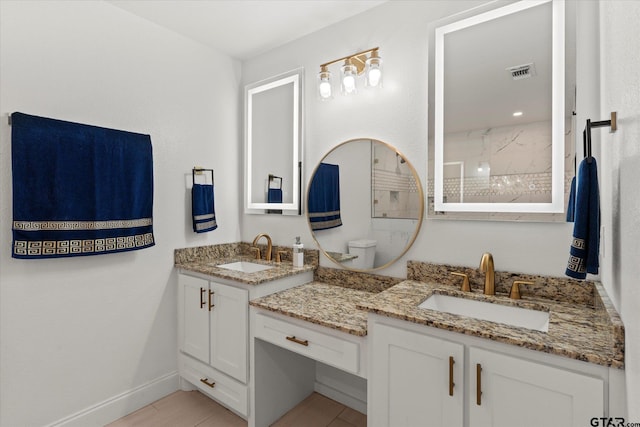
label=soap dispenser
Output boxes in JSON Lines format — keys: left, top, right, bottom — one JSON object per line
{"left": 293, "top": 236, "right": 304, "bottom": 268}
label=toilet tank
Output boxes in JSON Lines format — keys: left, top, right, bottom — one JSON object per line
{"left": 348, "top": 239, "right": 377, "bottom": 269}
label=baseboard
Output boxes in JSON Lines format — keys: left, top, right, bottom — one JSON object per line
{"left": 314, "top": 382, "right": 367, "bottom": 415}
{"left": 46, "top": 371, "right": 179, "bottom": 427}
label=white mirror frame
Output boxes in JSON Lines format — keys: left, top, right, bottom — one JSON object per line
{"left": 245, "top": 68, "right": 303, "bottom": 214}
{"left": 434, "top": 0, "right": 564, "bottom": 213}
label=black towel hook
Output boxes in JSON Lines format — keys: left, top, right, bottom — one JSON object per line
{"left": 584, "top": 112, "right": 617, "bottom": 164}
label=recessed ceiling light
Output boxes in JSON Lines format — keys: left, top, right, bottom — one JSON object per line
{"left": 513, "top": 111, "right": 523, "bottom": 117}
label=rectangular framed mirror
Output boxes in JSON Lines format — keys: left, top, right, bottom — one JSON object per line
{"left": 245, "top": 68, "right": 303, "bottom": 215}
{"left": 431, "top": 0, "right": 573, "bottom": 217}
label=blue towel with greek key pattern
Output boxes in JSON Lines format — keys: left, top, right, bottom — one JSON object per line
{"left": 192, "top": 184, "right": 217, "bottom": 233}
{"left": 566, "top": 158, "right": 599, "bottom": 278}
{"left": 11, "top": 112, "right": 155, "bottom": 258}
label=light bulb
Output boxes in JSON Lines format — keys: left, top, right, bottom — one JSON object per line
{"left": 343, "top": 74, "right": 356, "bottom": 93}
{"left": 368, "top": 67, "right": 381, "bottom": 87}
{"left": 317, "top": 66, "right": 333, "bottom": 100}
{"left": 365, "top": 50, "right": 383, "bottom": 88}
{"left": 319, "top": 80, "right": 332, "bottom": 98}
{"left": 340, "top": 59, "right": 357, "bottom": 95}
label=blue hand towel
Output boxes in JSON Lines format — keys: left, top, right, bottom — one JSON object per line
{"left": 267, "top": 188, "right": 283, "bottom": 203}
{"left": 566, "top": 158, "right": 600, "bottom": 279}
{"left": 11, "top": 112, "right": 154, "bottom": 259}
{"left": 266, "top": 188, "right": 283, "bottom": 214}
{"left": 308, "top": 162, "right": 342, "bottom": 231}
{"left": 192, "top": 184, "right": 217, "bottom": 233}
{"left": 566, "top": 176, "right": 576, "bottom": 222}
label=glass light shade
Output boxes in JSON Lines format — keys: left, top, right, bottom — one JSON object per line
{"left": 340, "top": 59, "right": 358, "bottom": 95}
{"left": 317, "top": 66, "right": 333, "bottom": 99}
{"left": 366, "top": 51, "right": 383, "bottom": 88}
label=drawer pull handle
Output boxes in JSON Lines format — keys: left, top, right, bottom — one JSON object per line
{"left": 286, "top": 335, "right": 309, "bottom": 346}
{"left": 208, "top": 290, "right": 215, "bottom": 311}
{"left": 449, "top": 356, "right": 455, "bottom": 396}
{"left": 476, "top": 363, "right": 482, "bottom": 406}
{"left": 200, "top": 378, "right": 215, "bottom": 388}
{"left": 200, "top": 287, "right": 206, "bottom": 309}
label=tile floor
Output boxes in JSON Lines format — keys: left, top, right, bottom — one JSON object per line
{"left": 107, "top": 391, "right": 366, "bottom": 427}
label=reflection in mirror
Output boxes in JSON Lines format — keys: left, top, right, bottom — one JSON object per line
{"left": 429, "top": 0, "right": 575, "bottom": 220}
{"left": 307, "top": 139, "right": 424, "bottom": 271}
{"left": 245, "top": 68, "right": 302, "bottom": 214}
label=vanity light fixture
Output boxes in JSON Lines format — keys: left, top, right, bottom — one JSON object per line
{"left": 513, "top": 111, "right": 524, "bottom": 117}
{"left": 317, "top": 47, "right": 382, "bottom": 100}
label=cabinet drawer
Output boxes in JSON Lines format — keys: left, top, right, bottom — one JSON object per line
{"left": 254, "top": 312, "right": 359, "bottom": 374}
{"left": 179, "top": 354, "right": 247, "bottom": 417}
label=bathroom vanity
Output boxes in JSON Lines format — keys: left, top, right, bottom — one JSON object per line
{"left": 174, "top": 243, "right": 316, "bottom": 418}
{"left": 175, "top": 242, "right": 625, "bottom": 426}
{"left": 246, "top": 262, "right": 625, "bottom": 427}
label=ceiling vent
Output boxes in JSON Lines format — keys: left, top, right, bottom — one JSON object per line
{"left": 507, "top": 63, "right": 536, "bottom": 80}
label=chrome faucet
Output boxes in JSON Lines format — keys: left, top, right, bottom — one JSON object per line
{"left": 479, "top": 252, "right": 495, "bottom": 295}
{"left": 252, "top": 233, "right": 272, "bottom": 261}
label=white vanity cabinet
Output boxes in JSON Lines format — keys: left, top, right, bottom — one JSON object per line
{"left": 369, "top": 315, "right": 610, "bottom": 427}
{"left": 178, "top": 274, "right": 248, "bottom": 382}
{"left": 469, "top": 347, "right": 603, "bottom": 427}
{"left": 177, "top": 269, "right": 313, "bottom": 418}
{"left": 177, "top": 274, "right": 248, "bottom": 415}
{"left": 369, "top": 323, "right": 464, "bottom": 427}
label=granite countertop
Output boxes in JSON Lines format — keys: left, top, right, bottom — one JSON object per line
{"left": 249, "top": 282, "right": 375, "bottom": 336}
{"left": 357, "top": 280, "right": 625, "bottom": 369}
{"left": 176, "top": 256, "right": 315, "bottom": 285}
{"left": 248, "top": 275, "right": 623, "bottom": 369}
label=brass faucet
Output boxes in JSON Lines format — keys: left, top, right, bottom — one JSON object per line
{"left": 479, "top": 253, "right": 495, "bottom": 295}
{"left": 252, "top": 233, "right": 272, "bottom": 261}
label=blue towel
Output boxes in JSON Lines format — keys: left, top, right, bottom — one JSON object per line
{"left": 308, "top": 162, "right": 342, "bottom": 230}
{"left": 266, "top": 188, "right": 283, "bottom": 214}
{"left": 566, "top": 158, "right": 600, "bottom": 279}
{"left": 192, "top": 184, "right": 217, "bottom": 233}
{"left": 267, "top": 188, "right": 283, "bottom": 203}
{"left": 11, "top": 112, "right": 155, "bottom": 259}
{"left": 566, "top": 176, "right": 576, "bottom": 222}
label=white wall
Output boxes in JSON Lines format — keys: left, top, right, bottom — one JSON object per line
{"left": 0, "top": 1, "right": 241, "bottom": 425}
{"left": 599, "top": 1, "right": 640, "bottom": 418}
{"left": 241, "top": 0, "right": 573, "bottom": 279}
{"left": 241, "top": 0, "right": 638, "bottom": 415}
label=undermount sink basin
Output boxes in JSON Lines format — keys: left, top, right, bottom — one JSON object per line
{"left": 216, "top": 261, "right": 274, "bottom": 274}
{"left": 418, "top": 293, "right": 550, "bottom": 332}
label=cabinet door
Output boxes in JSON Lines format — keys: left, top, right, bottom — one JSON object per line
{"left": 469, "top": 347, "right": 604, "bottom": 427}
{"left": 178, "top": 274, "right": 209, "bottom": 363}
{"left": 370, "top": 323, "right": 464, "bottom": 427}
{"left": 210, "top": 282, "right": 248, "bottom": 383}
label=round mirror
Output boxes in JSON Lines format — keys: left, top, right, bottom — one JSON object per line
{"left": 307, "top": 138, "right": 424, "bottom": 271}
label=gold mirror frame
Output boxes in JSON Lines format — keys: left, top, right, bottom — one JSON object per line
{"left": 306, "top": 138, "right": 424, "bottom": 272}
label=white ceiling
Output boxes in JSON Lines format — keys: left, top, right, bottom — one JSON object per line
{"left": 107, "top": 0, "right": 387, "bottom": 60}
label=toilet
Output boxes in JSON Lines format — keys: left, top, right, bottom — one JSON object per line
{"left": 348, "top": 239, "right": 377, "bottom": 269}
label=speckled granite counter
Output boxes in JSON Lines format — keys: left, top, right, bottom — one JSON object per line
{"left": 249, "top": 262, "right": 624, "bottom": 369}
{"left": 357, "top": 279, "right": 624, "bottom": 369}
{"left": 175, "top": 242, "right": 317, "bottom": 285}
{"left": 250, "top": 282, "right": 375, "bottom": 336}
